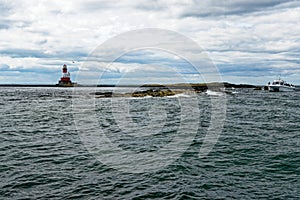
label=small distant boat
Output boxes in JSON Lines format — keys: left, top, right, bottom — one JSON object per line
{"left": 267, "top": 78, "right": 295, "bottom": 92}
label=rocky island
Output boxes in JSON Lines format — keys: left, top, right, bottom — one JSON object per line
{"left": 91, "top": 82, "right": 256, "bottom": 98}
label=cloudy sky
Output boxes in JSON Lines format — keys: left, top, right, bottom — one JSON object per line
{"left": 0, "top": 0, "right": 300, "bottom": 84}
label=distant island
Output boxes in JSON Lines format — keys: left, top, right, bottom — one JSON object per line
{"left": 0, "top": 82, "right": 256, "bottom": 89}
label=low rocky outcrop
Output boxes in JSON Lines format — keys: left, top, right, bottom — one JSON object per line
{"left": 131, "top": 89, "right": 176, "bottom": 97}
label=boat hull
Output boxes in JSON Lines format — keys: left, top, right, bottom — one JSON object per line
{"left": 268, "top": 85, "right": 295, "bottom": 92}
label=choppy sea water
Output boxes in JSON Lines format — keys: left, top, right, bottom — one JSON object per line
{"left": 0, "top": 87, "right": 299, "bottom": 199}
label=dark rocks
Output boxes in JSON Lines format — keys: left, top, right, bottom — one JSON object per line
{"left": 93, "top": 92, "right": 113, "bottom": 97}
{"left": 131, "top": 89, "right": 176, "bottom": 97}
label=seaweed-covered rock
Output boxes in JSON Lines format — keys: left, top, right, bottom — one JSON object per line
{"left": 132, "top": 89, "right": 176, "bottom": 97}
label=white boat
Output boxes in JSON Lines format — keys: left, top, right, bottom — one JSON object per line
{"left": 267, "top": 79, "right": 295, "bottom": 92}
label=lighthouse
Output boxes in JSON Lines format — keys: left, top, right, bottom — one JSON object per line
{"left": 58, "top": 64, "right": 75, "bottom": 86}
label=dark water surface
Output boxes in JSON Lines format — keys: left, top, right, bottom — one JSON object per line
{"left": 0, "top": 87, "right": 299, "bottom": 199}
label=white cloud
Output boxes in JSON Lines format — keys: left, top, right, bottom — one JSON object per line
{"left": 0, "top": 0, "right": 299, "bottom": 84}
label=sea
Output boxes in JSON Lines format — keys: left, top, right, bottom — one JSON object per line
{"left": 0, "top": 87, "right": 299, "bottom": 199}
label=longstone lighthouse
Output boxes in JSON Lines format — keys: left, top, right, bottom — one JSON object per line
{"left": 57, "top": 64, "right": 75, "bottom": 86}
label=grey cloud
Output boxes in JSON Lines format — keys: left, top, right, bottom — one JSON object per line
{"left": 0, "top": 49, "right": 88, "bottom": 60}
{"left": 179, "top": 0, "right": 297, "bottom": 18}
{"left": 0, "top": 49, "right": 50, "bottom": 58}
{"left": 0, "top": 0, "right": 12, "bottom": 16}
{"left": 0, "top": 19, "right": 32, "bottom": 30}
{"left": 0, "top": 64, "right": 9, "bottom": 70}
{"left": 81, "top": 0, "right": 166, "bottom": 12}
{"left": 79, "top": 0, "right": 119, "bottom": 12}
{"left": 218, "top": 63, "right": 287, "bottom": 77}
{"left": 0, "top": 63, "right": 74, "bottom": 74}
{"left": 224, "top": 0, "right": 295, "bottom": 14}
{"left": 0, "top": 20, "right": 12, "bottom": 30}
{"left": 0, "top": 23, "right": 9, "bottom": 29}
{"left": 134, "top": 0, "right": 166, "bottom": 11}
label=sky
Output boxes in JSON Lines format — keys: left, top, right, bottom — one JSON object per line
{"left": 0, "top": 0, "right": 300, "bottom": 85}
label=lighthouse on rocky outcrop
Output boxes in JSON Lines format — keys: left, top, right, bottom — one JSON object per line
{"left": 58, "top": 64, "right": 75, "bottom": 86}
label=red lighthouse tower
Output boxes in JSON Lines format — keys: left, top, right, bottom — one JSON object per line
{"left": 58, "top": 64, "right": 74, "bottom": 86}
